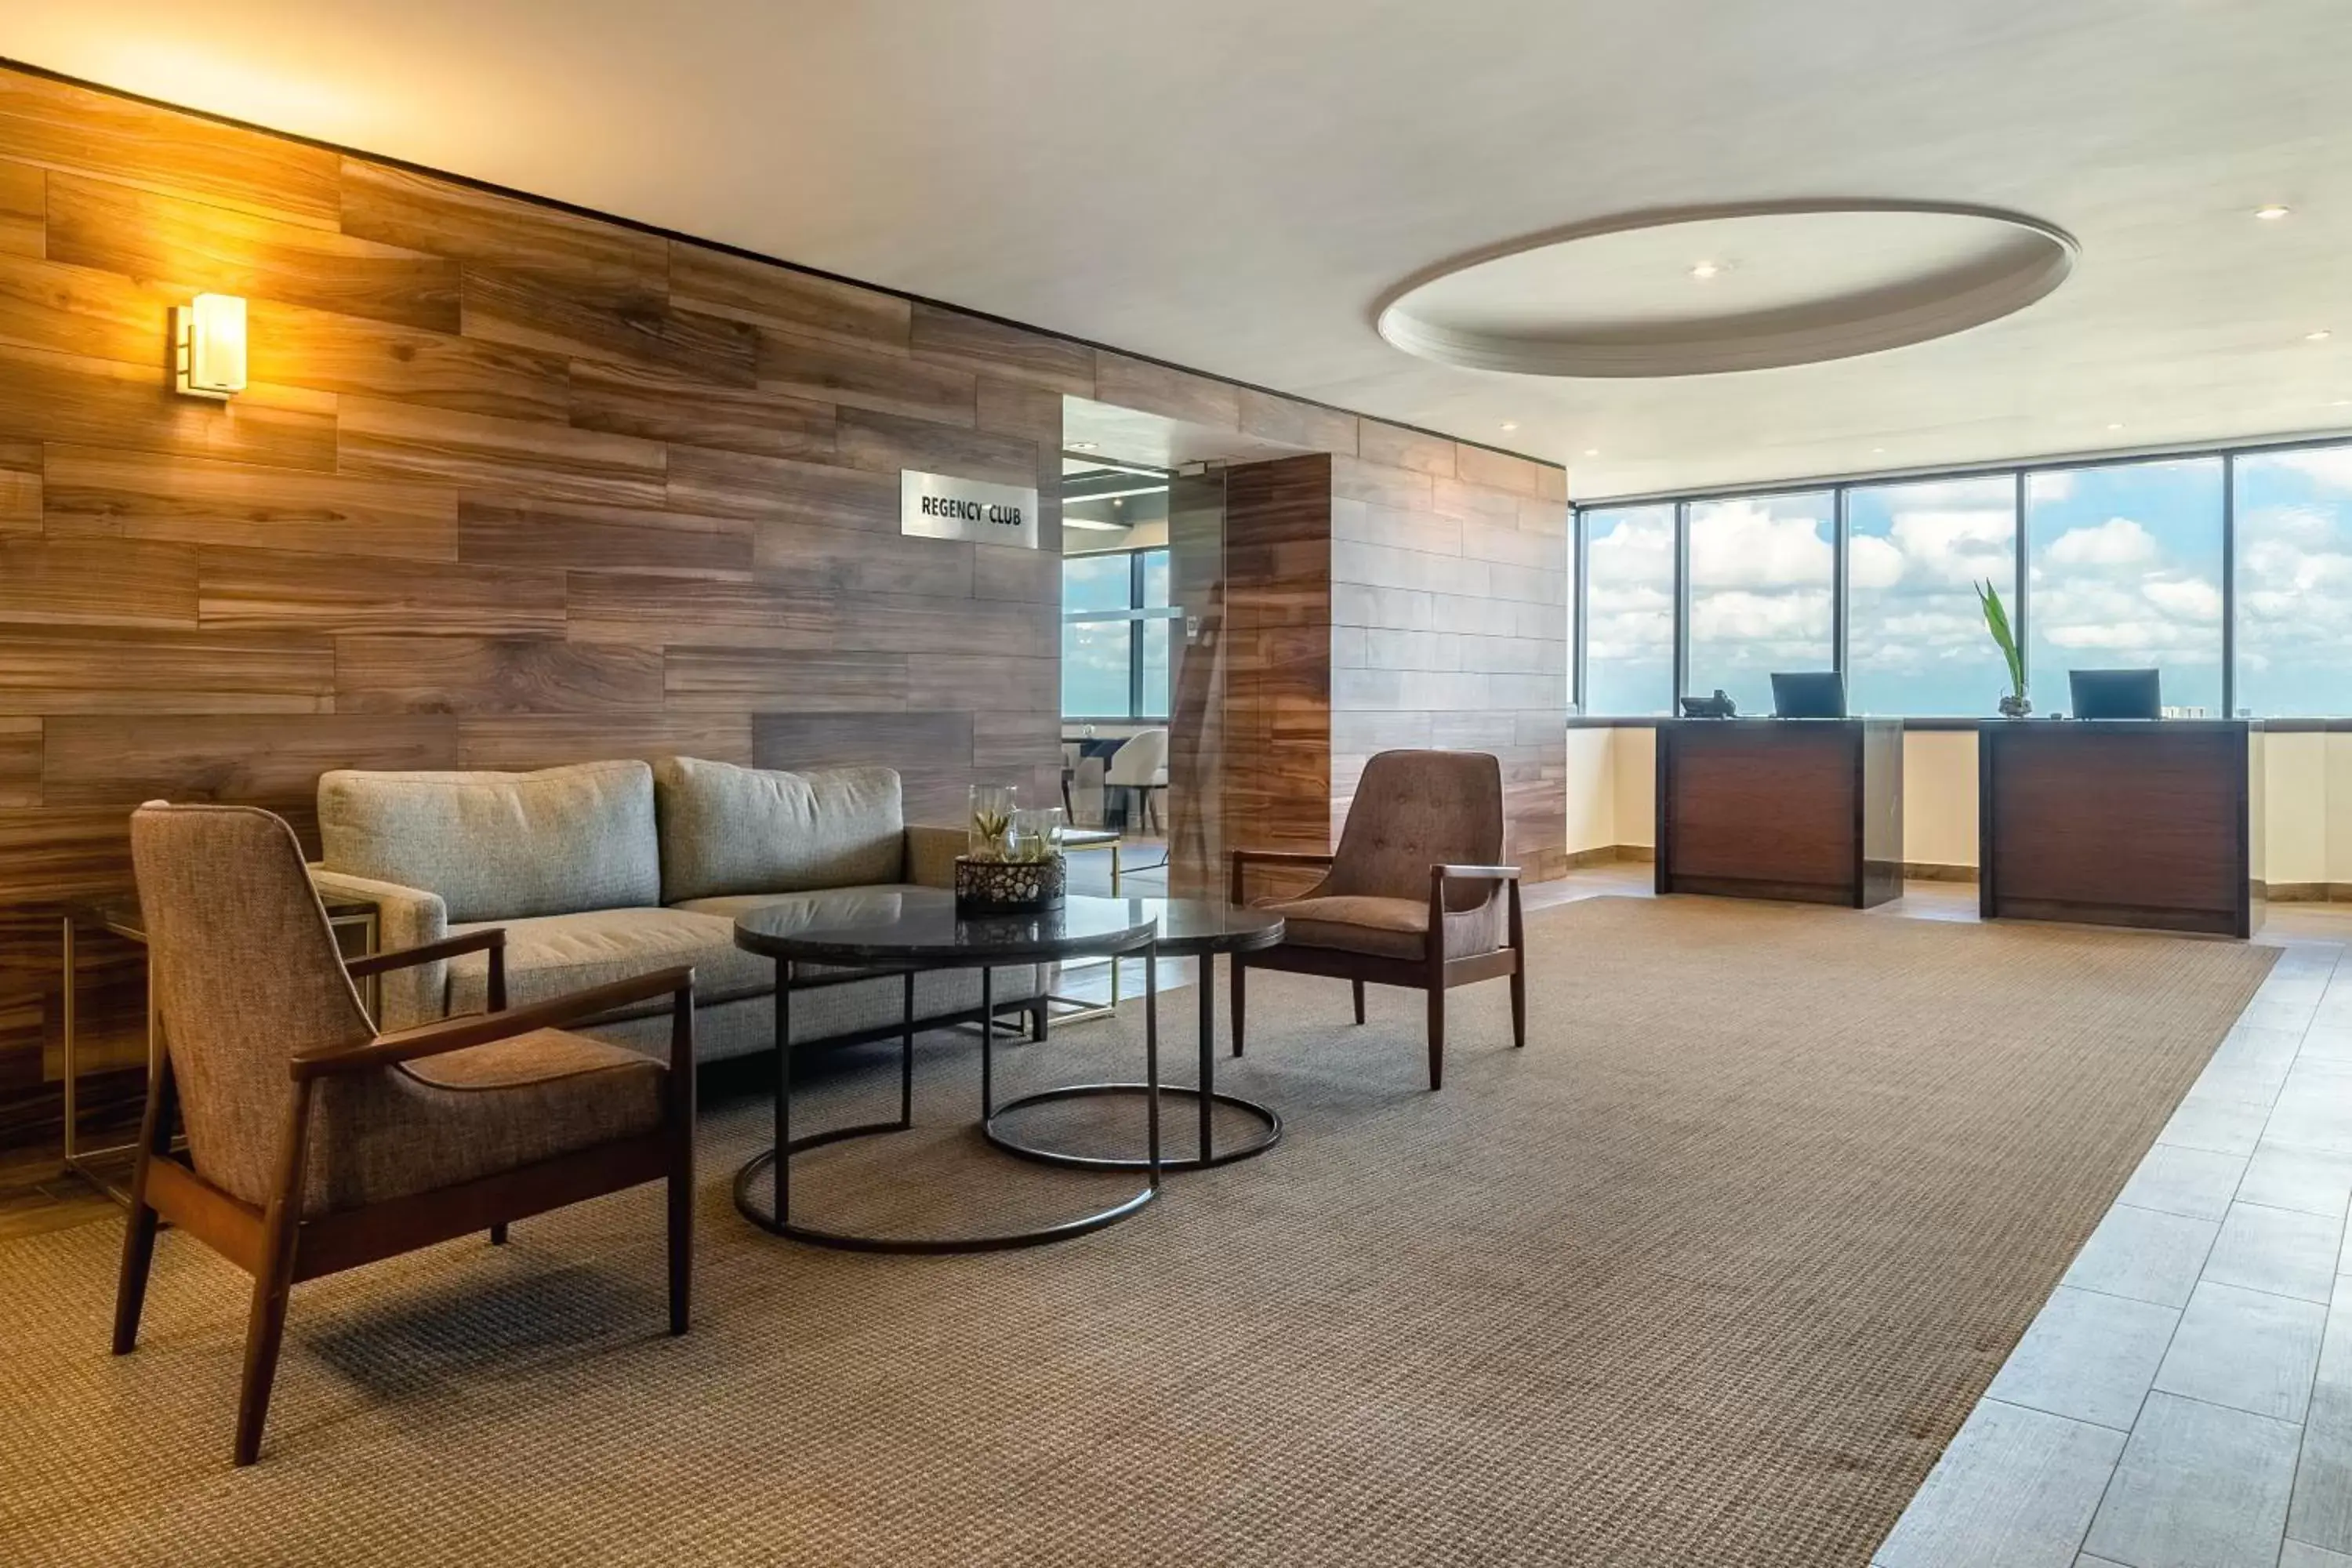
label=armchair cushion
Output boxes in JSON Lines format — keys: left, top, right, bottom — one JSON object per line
{"left": 1258, "top": 893, "right": 1506, "bottom": 963}
{"left": 652, "top": 758, "right": 903, "bottom": 903}
{"left": 318, "top": 760, "right": 659, "bottom": 923}
{"left": 444, "top": 908, "right": 768, "bottom": 1023}
{"left": 309, "top": 1029, "right": 662, "bottom": 1212}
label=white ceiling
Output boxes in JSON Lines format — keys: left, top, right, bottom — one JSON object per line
{"left": 5, "top": 0, "right": 2349, "bottom": 499}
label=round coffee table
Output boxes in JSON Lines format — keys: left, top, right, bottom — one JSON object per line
{"left": 984, "top": 898, "right": 1286, "bottom": 1172}
{"left": 732, "top": 889, "right": 1161, "bottom": 1254}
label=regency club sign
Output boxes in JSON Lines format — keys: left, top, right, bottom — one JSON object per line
{"left": 899, "top": 470, "right": 1041, "bottom": 550}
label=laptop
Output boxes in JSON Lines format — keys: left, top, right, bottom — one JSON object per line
{"left": 2069, "top": 668, "right": 2161, "bottom": 720}
{"left": 1770, "top": 671, "right": 1846, "bottom": 719}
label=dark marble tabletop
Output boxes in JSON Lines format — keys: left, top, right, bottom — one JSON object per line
{"left": 730, "top": 888, "right": 1281, "bottom": 964}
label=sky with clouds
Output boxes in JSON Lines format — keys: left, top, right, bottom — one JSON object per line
{"left": 1581, "top": 442, "right": 2352, "bottom": 717}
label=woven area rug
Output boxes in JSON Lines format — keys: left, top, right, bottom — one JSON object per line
{"left": 0, "top": 895, "right": 2274, "bottom": 1566}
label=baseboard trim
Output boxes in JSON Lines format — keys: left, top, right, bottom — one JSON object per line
{"left": 1902, "top": 862, "right": 1978, "bottom": 884}
{"left": 1564, "top": 844, "right": 1656, "bottom": 869}
{"left": 2265, "top": 882, "right": 2352, "bottom": 903}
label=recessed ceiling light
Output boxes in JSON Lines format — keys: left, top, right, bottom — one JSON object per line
{"left": 2307, "top": 329, "right": 2334, "bottom": 342}
{"left": 2332, "top": 398, "right": 2352, "bottom": 408}
{"left": 1069, "top": 441, "right": 1098, "bottom": 452}
{"left": 1581, "top": 448, "right": 1600, "bottom": 457}
{"left": 2255, "top": 205, "right": 2292, "bottom": 220}
{"left": 1689, "top": 260, "right": 1726, "bottom": 280}
{"left": 1871, "top": 447, "right": 1887, "bottom": 455}
{"left": 1499, "top": 421, "right": 1519, "bottom": 432}
{"left": 2107, "top": 422, "right": 2126, "bottom": 430}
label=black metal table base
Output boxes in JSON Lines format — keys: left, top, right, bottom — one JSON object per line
{"left": 982, "top": 953, "right": 1281, "bottom": 1173}
{"left": 734, "top": 958, "right": 1163, "bottom": 1254}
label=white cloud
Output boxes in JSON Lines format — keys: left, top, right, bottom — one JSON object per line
{"left": 2265, "top": 447, "right": 2352, "bottom": 494}
{"left": 2142, "top": 576, "right": 2222, "bottom": 622}
{"left": 2045, "top": 517, "right": 2158, "bottom": 568}
{"left": 1687, "top": 501, "right": 1831, "bottom": 589}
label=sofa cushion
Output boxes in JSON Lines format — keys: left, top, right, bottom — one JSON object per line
{"left": 653, "top": 758, "right": 905, "bottom": 903}
{"left": 318, "top": 761, "right": 660, "bottom": 923}
{"left": 445, "top": 906, "right": 773, "bottom": 1024}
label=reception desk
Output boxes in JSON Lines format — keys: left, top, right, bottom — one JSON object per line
{"left": 1655, "top": 718, "right": 1904, "bottom": 908}
{"left": 1978, "top": 719, "right": 2261, "bottom": 938}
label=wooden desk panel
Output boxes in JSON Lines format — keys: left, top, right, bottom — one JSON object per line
{"left": 1656, "top": 719, "right": 1903, "bottom": 908}
{"left": 1979, "top": 720, "right": 2259, "bottom": 938}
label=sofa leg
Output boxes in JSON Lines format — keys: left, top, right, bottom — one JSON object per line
{"left": 1425, "top": 985, "right": 1446, "bottom": 1092}
{"left": 488, "top": 1222, "right": 508, "bottom": 1246}
{"left": 1351, "top": 978, "right": 1366, "bottom": 1025}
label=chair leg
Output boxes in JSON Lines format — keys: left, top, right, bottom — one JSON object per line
{"left": 666, "top": 1163, "right": 693, "bottom": 1338}
{"left": 1030, "top": 998, "right": 1050, "bottom": 1043}
{"left": 235, "top": 1080, "right": 314, "bottom": 1466}
{"left": 1351, "top": 978, "right": 1367, "bottom": 1025}
{"left": 111, "top": 1053, "right": 179, "bottom": 1356}
{"left": 1426, "top": 985, "right": 1446, "bottom": 1091}
{"left": 1508, "top": 878, "right": 1527, "bottom": 1051}
{"left": 1230, "top": 958, "right": 1247, "bottom": 1058}
{"left": 488, "top": 1222, "right": 509, "bottom": 1246}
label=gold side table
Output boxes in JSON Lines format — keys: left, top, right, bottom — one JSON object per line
{"left": 1045, "top": 830, "right": 1123, "bottom": 1025}
{"left": 60, "top": 895, "right": 378, "bottom": 1203}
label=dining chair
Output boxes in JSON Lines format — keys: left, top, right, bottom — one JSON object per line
{"left": 115, "top": 802, "right": 697, "bottom": 1465}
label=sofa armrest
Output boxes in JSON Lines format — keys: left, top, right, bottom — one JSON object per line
{"left": 307, "top": 866, "right": 448, "bottom": 1031}
{"left": 903, "top": 824, "right": 967, "bottom": 891}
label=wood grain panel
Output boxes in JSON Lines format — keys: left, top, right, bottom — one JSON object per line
{"left": 564, "top": 572, "right": 839, "bottom": 650}
{"left": 909, "top": 304, "right": 1094, "bottom": 396}
{"left": 339, "top": 395, "right": 666, "bottom": 508}
{"left": 341, "top": 160, "right": 666, "bottom": 310}
{"left": 0, "top": 250, "right": 171, "bottom": 365}
{"left": 0, "top": 538, "right": 196, "bottom": 628}
{"left": 971, "top": 710, "right": 1062, "bottom": 775}
{"left": 1454, "top": 443, "right": 1549, "bottom": 499}
{"left": 753, "top": 521, "right": 972, "bottom": 598}
{"left": 835, "top": 406, "right": 1040, "bottom": 488}
{"left": 906, "top": 653, "right": 1058, "bottom": 713}
{"left": 463, "top": 268, "right": 757, "bottom": 388}
{"left": 1094, "top": 353, "right": 1242, "bottom": 430}
{"left": 1358, "top": 420, "right": 1457, "bottom": 478}
{"left": 0, "top": 627, "right": 332, "bottom": 714}
{"left": 1240, "top": 389, "right": 1357, "bottom": 456}
{"left": 663, "top": 648, "right": 910, "bottom": 712}
{"left": 0, "top": 72, "right": 340, "bottom": 227}
{"left": 833, "top": 593, "right": 1056, "bottom": 659}
{"left": 41, "top": 714, "right": 458, "bottom": 808}
{"left": 0, "top": 808, "right": 139, "bottom": 901}
{"left": 0, "top": 341, "right": 336, "bottom": 470}
{"left": 456, "top": 715, "right": 752, "bottom": 771}
{"left": 975, "top": 376, "right": 1065, "bottom": 445}
{"left": 458, "top": 499, "right": 753, "bottom": 576}
{"left": 336, "top": 636, "right": 663, "bottom": 715}
{"left": 45, "top": 444, "right": 459, "bottom": 560}
{"left": 753, "top": 710, "right": 971, "bottom": 775}
{"left": 246, "top": 297, "right": 569, "bottom": 421}
{"left": 0, "top": 440, "right": 36, "bottom": 533}
{"left": 667, "top": 445, "right": 896, "bottom": 532}
{"left": 670, "top": 243, "right": 909, "bottom": 349}
{"left": 46, "top": 172, "right": 459, "bottom": 332}
{"left": 199, "top": 547, "right": 567, "bottom": 635}
{"left": 568, "top": 359, "right": 835, "bottom": 460}
{"left": 0, "top": 159, "right": 42, "bottom": 257}
{"left": 973, "top": 543, "right": 1060, "bottom": 604}
{"left": 0, "top": 720, "right": 35, "bottom": 808}
{"left": 755, "top": 328, "right": 976, "bottom": 425}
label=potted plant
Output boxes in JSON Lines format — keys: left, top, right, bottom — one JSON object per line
{"left": 1974, "top": 580, "right": 2030, "bottom": 717}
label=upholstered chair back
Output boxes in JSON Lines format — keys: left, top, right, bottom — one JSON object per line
{"left": 129, "top": 804, "right": 374, "bottom": 1207}
{"left": 1105, "top": 729, "right": 1171, "bottom": 787}
{"left": 1319, "top": 750, "right": 1506, "bottom": 909}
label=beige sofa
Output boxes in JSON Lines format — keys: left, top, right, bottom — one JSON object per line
{"left": 307, "top": 757, "right": 1040, "bottom": 1062}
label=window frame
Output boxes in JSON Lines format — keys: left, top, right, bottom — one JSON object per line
{"left": 1061, "top": 546, "right": 1181, "bottom": 722}
{"left": 1572, "top": 433, "right": 2352, "bottom": 720}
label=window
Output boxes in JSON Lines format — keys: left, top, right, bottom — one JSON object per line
{"left": 1061, "top": 548, "right": 1178, "bottom": 719}
{"left": 2027, "top": 458, "right": 2224, "bottom": 717}
{"left": 1686, "top": 491, "right": 1834, "bottom": 717}
{"left": 1580, "top": 505, "right": 1675, "bottom": 716}
{"left": 1846, "top": 476, "right": 2019, "bottom": 716}
{"left": 2234, "top": 442, "right": 2352, "bottom": 717}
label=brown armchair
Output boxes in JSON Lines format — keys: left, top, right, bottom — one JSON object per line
{"left": 1229, "top": 750, "right": 1526, "bottom": 1090}
{"left": 114, "top": 803, "right": 697, "bottom": 1466}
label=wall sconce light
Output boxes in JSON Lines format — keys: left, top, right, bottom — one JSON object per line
{"left": 173, "top": 293, "right": 247, "bottom": 400}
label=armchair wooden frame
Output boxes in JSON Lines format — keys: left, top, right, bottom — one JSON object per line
{"left": 1229, "top": 850, "right": 1526, "bottom": 1091}
{"left": 111, "top": 926, "right": 699, "bottom": 1466}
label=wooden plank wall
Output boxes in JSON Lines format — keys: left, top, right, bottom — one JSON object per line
{"left": 1332, "top": 432, "right": 1572, "bottom": 878}
{"left": 0, "top": 63, "right": 1568, "bottom": 1157}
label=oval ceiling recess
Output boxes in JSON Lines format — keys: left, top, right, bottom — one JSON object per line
{"left": 1376, "top": 201, "right": 2078, "bottom": 378}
